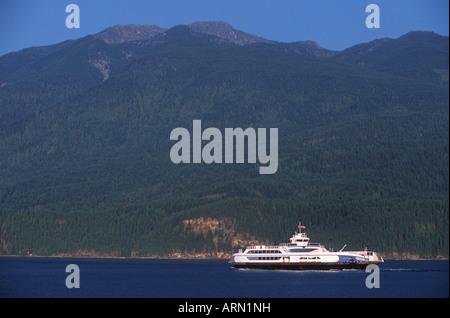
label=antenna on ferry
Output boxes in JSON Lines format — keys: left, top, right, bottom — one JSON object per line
{"left": 298, "top": 222, "right": 306, "bottom": 233}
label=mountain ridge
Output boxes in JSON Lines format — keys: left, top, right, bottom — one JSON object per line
{"left": 2, "top": 22, "right": 448, "bottom": 58}
{"left": 93, "top": 24, "right": 167, "bottom": 44}
{"left": 1, "top": 22, "right": 448, "bottom": 88}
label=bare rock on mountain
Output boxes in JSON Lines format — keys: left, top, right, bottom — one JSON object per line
{"left": 94, "top": 24, "right": 167, "bottom": 44}
{"left": 187, "top": 21, "right": 272, "bottom": 46}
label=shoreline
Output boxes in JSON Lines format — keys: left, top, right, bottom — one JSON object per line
{"left": 0, "top": 254, "right": 448, "bottom": 261}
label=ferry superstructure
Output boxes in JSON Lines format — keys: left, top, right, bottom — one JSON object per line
{"left": 229, "top": 222, "right": 384, "bottom": 270}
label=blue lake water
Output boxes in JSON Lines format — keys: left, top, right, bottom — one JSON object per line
{"left": 0, "top": 257, "right": 448, "bottom": 298}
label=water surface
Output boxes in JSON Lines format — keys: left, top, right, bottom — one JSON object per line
{"left": 0, "top": 257, "right": 448, "bottom": 298}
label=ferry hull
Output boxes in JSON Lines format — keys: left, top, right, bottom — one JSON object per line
{"left": 231, "top": 262, "right": 370, "bottom": 271}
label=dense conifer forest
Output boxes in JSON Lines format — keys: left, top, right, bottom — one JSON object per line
{"left": 0, "top": 24, "right": 448, "bottom": 259}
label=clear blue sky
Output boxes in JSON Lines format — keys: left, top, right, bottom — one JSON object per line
{"left": 0, "top": 0, "right": 448, "bottom": 56}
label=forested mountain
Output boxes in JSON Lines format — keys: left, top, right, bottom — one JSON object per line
{"left": 0, "top": 22, "right": 448, "bottom": 259}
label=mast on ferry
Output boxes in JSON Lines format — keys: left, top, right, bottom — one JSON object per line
{"left": 298, "top": 222, "right": 306, "bottom": 233}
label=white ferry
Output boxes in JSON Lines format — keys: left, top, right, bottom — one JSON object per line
{"left": 229, "top": 222, "right": 384, "bottom": 270}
